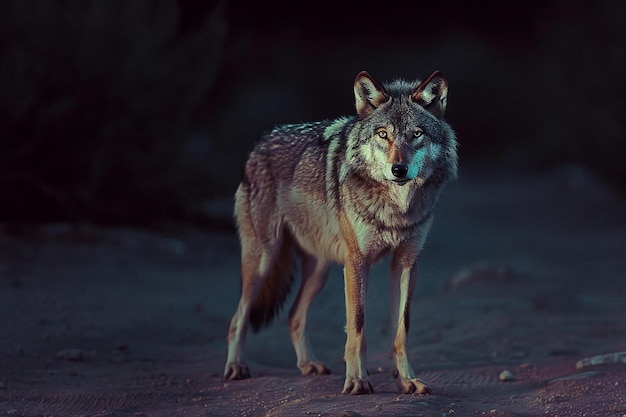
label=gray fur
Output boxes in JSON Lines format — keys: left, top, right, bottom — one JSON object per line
{"left": 225, "top": 71, "right": 458, "bottom": 395}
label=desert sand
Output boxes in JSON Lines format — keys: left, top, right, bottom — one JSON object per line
{"left": 2, "top": 165, "right": 626, "bottom": 416}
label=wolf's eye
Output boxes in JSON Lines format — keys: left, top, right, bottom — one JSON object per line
{"left": 413, "top": 130, "right": 424, "bottom": 139}
{"left": 377, "top": 130, "right": 388, "bottom": 139}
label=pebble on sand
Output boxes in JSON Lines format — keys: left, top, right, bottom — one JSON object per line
{"left": 56, "top": 348, "right": 89, "bottom": 361}
{"left": 498, "top": 370, "right": 516, "bottom": 382}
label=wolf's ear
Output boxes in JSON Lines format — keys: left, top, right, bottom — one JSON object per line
{"left": 411, "top": 71, "right": 448, "bottom": 118}
{"left": 354, "top": 71, "right": 389, "bottom": 119}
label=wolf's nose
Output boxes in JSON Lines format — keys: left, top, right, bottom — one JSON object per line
{"left": 391, "top": 164, "right": 408, "bottom": 178}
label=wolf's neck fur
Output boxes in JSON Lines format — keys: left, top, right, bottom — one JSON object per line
{"left": 341, "top": 169, "right": 425, "bottom": 232}
{"left": 387, "top": 181, "right": 420, "bottom": 212}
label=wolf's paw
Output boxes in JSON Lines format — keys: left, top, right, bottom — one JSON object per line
{"left": 394, "top": 375, "right": 431, "bottom": 395}
{"left": 224, "top": 362, "right": 251, "bottom": 380}
{"left": 299, "top": 361, "right": 331, "bottom": 376}
{"left": 342, "top": 377, "right": 374, "bottom": 395}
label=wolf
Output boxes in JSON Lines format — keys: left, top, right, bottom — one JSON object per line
{"left": 224, "top": 70, "right": 458, "bottom": 395}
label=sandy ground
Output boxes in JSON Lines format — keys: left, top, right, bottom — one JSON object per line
{"left": 1, "top": 165, "right": 626, "bottom": 417}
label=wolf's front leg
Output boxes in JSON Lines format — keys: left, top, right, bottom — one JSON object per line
{"left": 389, "top": 243, "right": 432, "bottom": 395}
{"left": 341, "top": 258, "right": 373, "bottom": 394}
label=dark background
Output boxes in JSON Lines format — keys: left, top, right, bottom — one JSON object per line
{"left": 1, "top": 0, "right": 624, "bottom": 227}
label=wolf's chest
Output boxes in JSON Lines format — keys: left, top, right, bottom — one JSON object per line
{"left": 281, "top": 197, "right": 407, "bottom": 263}
{"left": 342, "top": 206, "right": 416, "bottom": 262}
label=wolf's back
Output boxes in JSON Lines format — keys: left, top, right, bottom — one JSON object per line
{"left": 237, "top": 121, "right": 337, "bottom": 332}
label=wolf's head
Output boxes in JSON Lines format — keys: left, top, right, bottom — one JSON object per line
{"left": 347, "top": 71, "right": 457, "bottom": 186}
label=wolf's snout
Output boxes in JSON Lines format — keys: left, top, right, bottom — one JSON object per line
{"left": 391, "top": 164, "right": 409, "bottom": 178}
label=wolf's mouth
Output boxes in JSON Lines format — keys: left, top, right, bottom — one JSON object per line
{"left": 392, "top": 178, "right": 411, "bottom": 185}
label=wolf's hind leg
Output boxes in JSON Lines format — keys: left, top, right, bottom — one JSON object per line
{"left": 224, "top": 243, "right": 267, "bottom": 380}
{"left": 225, "top": 199, "right": 286, "bottom": 381}
{"left": 289, "top": 254, "right": 331, "bottom": 376}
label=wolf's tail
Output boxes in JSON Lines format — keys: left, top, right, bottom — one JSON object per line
{"left": 249, "top": 230, "right": 297, "bottom": 332}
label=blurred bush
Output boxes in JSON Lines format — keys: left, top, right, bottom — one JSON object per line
{"left": 0, "top": 0, "right": 226, "bottom": 226}
{"left": 529, "top": 1, "right": 626, "bottom": 190}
